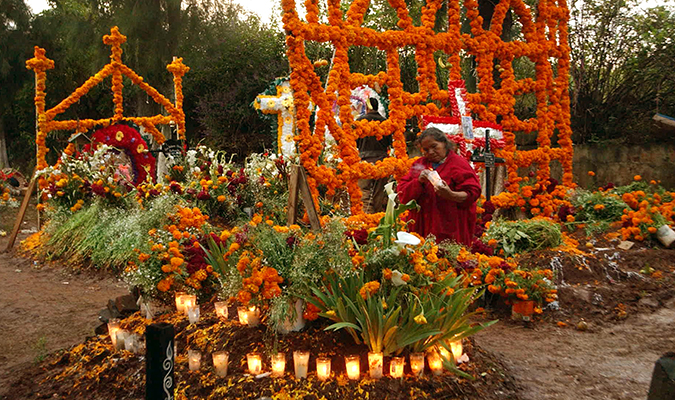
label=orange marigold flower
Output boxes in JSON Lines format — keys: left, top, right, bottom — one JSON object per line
{"left": 217, "top": 195, "right": 226, "bottom": 202}
{"left": 593, "top": 204, "right": 605, "bottom": 211}
{"left": 587, "top": 171, "right": 595, "bottom": 176}
{"left": 557, "top": 321, "right": 568, "bottom": 328}
{"left": 359, "top": 281, "right": 380, "bottom": 300}
{"left": 138, "top": 253, "right": 151, "bottom": 262}
{"left": 156, "top": 278, "right": 172, "bottom": 292}
{"left": 382, "top": 268, "right": 392, "bottom": 280}
{"left": 566, "top": 215, "right": 575, "bottom": 222}
{"left": 401, "top": 274, "right": 410, "bottom": 282}
{"left": 634, "top": 175, "right": 642, "bottom": 181}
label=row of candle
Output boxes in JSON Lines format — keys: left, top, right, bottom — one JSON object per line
{"left": 176, "top": 293, "right": 260, "bottom": 327}
{"left": 186, "top": 346, "right": 464, "bottom": 380}
{"left": 107, "top": 319, "right": 143, "bottom": 353}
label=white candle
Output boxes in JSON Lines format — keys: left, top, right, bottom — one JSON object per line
{"left": 186, "top": 304, "right": 200, "bottom": 324}
{"left": 450, "top": 340, "right": 463, "bottom": 363}
{"left": 390, "top": 356, "right": 404, "bottom": 378}
{"left": 368, "top": 352, "right": 383, "bottom": 379}
{"left": 212, "top": 351, "right": 229, "bottom": 377}
{"left": 316, "top": 357, "right": 331, "bottom": 381}
{"left": 124, "top": 333, "right": 140, "bottom": 353}
{"left": 293, "top": 350, "right": 310, "bottom": 379}
{"left": 410, "top": 353, "right": 424, "bottom": 376}
{"left": 107, "top": 319, "right": 120, "bottom": 347}
{"left": 182, "top": 295, "right": 197, "bottom": 315}
{"left": 214, "top": 302, "right": 228, "bottom": 319}
{"left": 238, "top": 306, "right": 260, "bottom": 327}
{"left": 428, "top": 352, "right": 443, "bottom": 376}
{"left": 247, "top": 352, "right": 263, "bottom": 374}
{"left": 188, "top": 349, "right": 201, "bottom": 371}
{"left": 345, "top": 355, "right": 360, "bottom": 380}
{"left": 175, "top": 292, "right": 187, "bottom": 313}
{"left": 114, "top": 330, "right": 127, "bottom": 351}
{"left": 271, "top": 353, "right": 286, "bottom": 377}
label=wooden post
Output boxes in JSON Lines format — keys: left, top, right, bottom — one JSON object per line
{"left": 3, "top": 173, "right": 36, "bottom": 253}
{"left": 286, "top": 165, "right": 321, "bottom": 231}
{"left": 146, "top": 323, "right": 175, "bottom": 400}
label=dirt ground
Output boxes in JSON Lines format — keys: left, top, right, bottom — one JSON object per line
{"left": 1, "top": 203, "right": 673, "bottom": 399}
{"left": 0, "top": 203, "right": 128, "bottom": 396}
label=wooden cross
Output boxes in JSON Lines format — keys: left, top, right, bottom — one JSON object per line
{"left": 470, "top": 129, "right": 505, "bottom": 202}
{"left": 255, "top": 80, "right": 297, "bottom": 158}
{"left": 286, "top": 165, "right": 321, "bottom": 231}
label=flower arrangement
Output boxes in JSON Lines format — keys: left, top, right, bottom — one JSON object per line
{"left": 482, "top": 217, "right": 563, "bottom": 257}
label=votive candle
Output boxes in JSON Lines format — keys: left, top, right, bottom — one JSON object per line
{"left": 367, "top": 352, "right": 383, "bottom": 379}
{"left": 214, "top": 301, "right": 228, "bottom": 319}
{"left": 188, "top": 349, "right": 201, "bottom": 371}
{"left": 345, "top": 355, "right": 360, "bottom": 380}
{"left": 107, "top": 318, "right": 121, "bottom": 347}
{"left": 293, "top": 350, "right": 310, "bottom": 379}
{"left": 114, "top": 330, "right": 127, "bottom": 351}
{"left": 271, "top": 353, "right": 286, "bottom": 377}
{"left": 238, "top": 306, "right": 260, "bottom": 327}
{"left": 450, "top": 340, "right": 463, "bottom": 363}
{"left": 186, "top": 304, "right": 200, "bottom": 324}
{"left": 212, "top": 351, "right": 229, "bottom": 377}
{"left": 175, "top": 292, "right": 187, "bottom": 313}
{"left": 428, "top": 352, "right": 443, "bottom": 376}
{"left": 182, "top": 295, "right": 197, "bottom": 315}
{"left": 410, "top": 353, "right": 425, "bottom": 376}
{"left": 390, "top": 356, "right": 405, "bottom": 378}
{"left": 247, "top": 352, "right": 263, "bottom": 374}
{"left": 316, "top": 357, "right": 331, "bottom": 381}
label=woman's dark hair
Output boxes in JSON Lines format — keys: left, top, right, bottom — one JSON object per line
{"left": 417, "top": 127, "right": 456, "bottom": 153}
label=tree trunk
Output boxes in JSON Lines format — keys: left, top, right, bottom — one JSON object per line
{"left": 0, "top": 117, "right": 9, "bottom": 169}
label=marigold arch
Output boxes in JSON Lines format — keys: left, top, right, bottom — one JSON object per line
{"left": 282, "top": 0, "right": 573, "bottom": 215}
{"left": 26, "top": 26, "right": 189, "bottom": 176}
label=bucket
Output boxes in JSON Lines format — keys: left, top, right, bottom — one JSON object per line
{"left": 511, "top": 300, "right": 535, "bottom": 322}
{"left": 656, "top": 225, "right": 675, "bottom": 248}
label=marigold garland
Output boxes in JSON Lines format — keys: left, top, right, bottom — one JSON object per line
{"left": 26, "top": 26, "right": 189, "bottom": 179}
{"left": 282, "top": 0, "right": 573, "bottom": 214}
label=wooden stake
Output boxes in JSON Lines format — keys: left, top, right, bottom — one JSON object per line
{"left": 3, "top": 173, "right": 37, "bottom": 253}
{"left": 286, "top": 165, "right": 321, "bottom": 231}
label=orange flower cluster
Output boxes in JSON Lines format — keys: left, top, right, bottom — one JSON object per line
{"left": 26, "top": 26, "right": 188, "bottom": 175}
{"left": 359, "top": 281, "right": 380, "bottom": 300}
{"left": 491, "top": 179, "right": 572, "bottom": 219}
{"left": 619, "top": 190, "right": 675, "bottom": 241}
{"left": 236, "top": 251, "right": 284, "bottom": 305}
{"left": 282, "top": 0, "right": 573, "bottom": 214}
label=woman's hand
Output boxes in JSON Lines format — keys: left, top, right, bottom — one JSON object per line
{"left": 434, "top": 181, "right": 468, "bottom": 202}
{"left": 418, "top": 169, "right": 431, "bottom": 183}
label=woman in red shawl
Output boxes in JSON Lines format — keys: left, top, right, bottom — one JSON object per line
{"left": 397, "top": 127, "right": 481, "bottom": 245}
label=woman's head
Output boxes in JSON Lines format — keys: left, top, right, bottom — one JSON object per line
{"left": 418, "top": 127, "right": 454, "bottom": 163}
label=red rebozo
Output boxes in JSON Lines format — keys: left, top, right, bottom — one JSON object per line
{"left": 89, "top": 123, "right": 156, "bottom": 185}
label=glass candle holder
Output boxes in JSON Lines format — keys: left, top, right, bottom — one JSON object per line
{"left": 175, "top": 292, "right": 187, "bottom": 313}
{"left": 410, "top": 352, "right": 425, "bottom": 377}
{"left": 247, "top": 352, "right": 263, "bottom": 374}
{"left": 238, "top": 306, "right": 260, "bottom": 327}
{"left": 212, "top": 350, "right": 229, "bottom": 377}
{"left": 316, "top": 357, "right": 331, "bottom": 381}
{"left": 293, "top": 350, "right": 310, "bottom": 379}
{"left": 114, "top": 330, "right": 127, "bottom": 351}
{"left": 188, "top": 349, "right": 201, "bottom": 371}
{"left": 182, "top": 295, "right": 197, "bottom": 315}
{"left": 390, "top": 356, "right": 405, "bottom": 378}
{"left": 345, "top": 355, "right": 360, "bottom": 380}
{"left": 214, "top": 301, "right": 228, "bottom": 319}
{"left": 107, "top": 318, "right": 121, "bottom": 347}
{"left": 438, "top": 344, "right": 451, "bottom": 363}
{"left": 123, "top": 333, "right": 140, "bottom": 353}
{"left": 427, "top": 352, "right": 443, "bottom": 376}
{"left": 271, "top": 353, "right": 286, "bottom": 377}
{"left": 186, "top": 304, "right": 200, "bottom": 324}
{"left": 450, "top": 340, "right": 463, "bottom": 363}
{"left": 367, "top": 352, "right": 383, "bottom": 379}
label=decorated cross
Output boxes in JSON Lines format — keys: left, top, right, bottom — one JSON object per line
{"left": 254, "top": 79, "right": 297, "bottom": 158}
{"left": 470, "top": 129, "right": 505, "bottom": 202}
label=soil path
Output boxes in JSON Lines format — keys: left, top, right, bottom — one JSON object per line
{"left": 0, "top": 206, "right": 128, "bottom": 396}
{"left": 476, "top": 305, "right": 675, "bottom": 400}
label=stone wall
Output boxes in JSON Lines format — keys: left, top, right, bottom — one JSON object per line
{"left": 571, "top": 143, "right": 675, "bottom": 190}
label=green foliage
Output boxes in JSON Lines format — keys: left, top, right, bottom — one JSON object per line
{"left": 484, "top": 218, "right": 563, "bottom": 257}
{"left": 570, "top": 190, "right": 629, "bottom": 234}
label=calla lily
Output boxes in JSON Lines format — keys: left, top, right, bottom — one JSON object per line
{"left": 414, "top": 313, "right": 427, "bottom": 324}
{"left": 391, "top": 270, "right": 407, "bottom": 286}
{"left": 395, "top": 231, "right": 421, "bottom": 247}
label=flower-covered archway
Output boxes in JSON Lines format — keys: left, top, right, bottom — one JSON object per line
{"left": 26, "top": 27, "right": 189, "bottom": 184}
{"left": 282, "top": 0, "right": 573, "bottom": 214}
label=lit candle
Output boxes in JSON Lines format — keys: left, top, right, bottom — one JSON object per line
{"left": 427, "top": 352, "right": 443, "bottom": 376}
{"left": 124, "top": 333, "right": 140, "bottom": 353}
{"left": 367, "top": 352, "right": 383, "bottom": 379}
{"left": 390, "top": 356, "right": 404, "bottom": 378}
{"left": 114, "top": 330, "right": 127, "bottom": 351}
{"left": 316, "top": 357, "right": 331, "bottom": 381}
{"left": 175, "top": 292, "right": 187, "bottom": 313}
{"left": 188, "top": 349, "right": 201, "bottom": 371}
{"left": 107, "top": 318, "right": 121, "bottom": 348}
{"left": 214, "top": 302, "right": 228, "bottom": 319}
{"left": 247, "top": 352, "right": 263, "bottom": 374}
{"left": 271, "top": 352, "right": 286, "bottom": 377}
{"left": 410, "top": 352, "right": 425, "bottom": 376}
{"left": 238, "top": 306, "right": 260, "bottom": 327}
{"left": 345, "top": 355, "right": 360, "bottom": 380}
{"left": 450, "top": 340, "right": 463, "bottom": 363}
{"left": 182, "top": 295, "right": 197, "bottom": 315}
{"left": 293, "top": 350, "right": 310, "bottom": 379}
{"left": 186, "top": 304, "right": 200, "bottom": 324}
{"left": 212, "top": 350, "right": 229, "bottom": 377}
{"left": 438, "top": 344, "right": 451, "bottom": 362}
